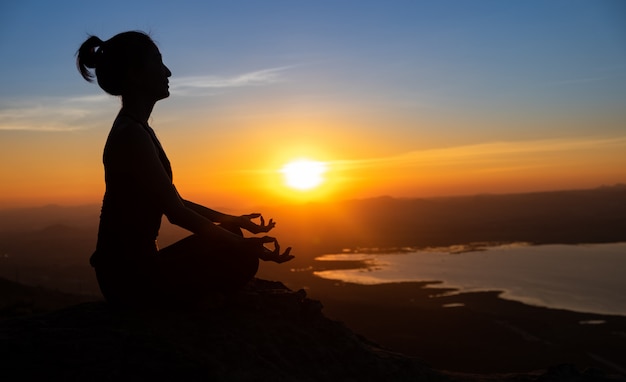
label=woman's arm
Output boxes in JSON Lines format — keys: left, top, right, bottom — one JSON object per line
{"left": 120, "top": 125, "right": 241, "bottom": 244}
{"left": 120, "top": 123, "right": 291, "bottom": 261}
{"left": 181, "top": 199, "right": 231, "bottom": 223}
{"left": 181, "top": 196, "right": 276, "bottom": 234}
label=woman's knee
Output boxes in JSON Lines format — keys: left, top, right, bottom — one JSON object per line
{"left": 243, "top": 251, "right": 260, "bottom": 279}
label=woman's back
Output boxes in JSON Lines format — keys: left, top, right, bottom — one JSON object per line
{"left": 95, "top": 116, "right": 172, "bottom": 262}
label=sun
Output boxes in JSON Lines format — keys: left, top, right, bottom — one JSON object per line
{"left": 281, "top": 159, "right": 327, "bottom": 190}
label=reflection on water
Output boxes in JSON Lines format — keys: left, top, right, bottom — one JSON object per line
{"left": 314, "top": 242, "right": 626, "bottom": 316}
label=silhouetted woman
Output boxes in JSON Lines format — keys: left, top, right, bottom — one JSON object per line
{"left": 76, "top": 31, "right": 293, "bottom": 308}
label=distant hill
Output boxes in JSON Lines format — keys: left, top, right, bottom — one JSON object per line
{"left": 0, "top": 204, "right": 100, "bottom": 233}
{"left": 0, "top": 185, "right": 624, "bottom": 294}
{"left": 2, "top": 185, "right": 624, "bottom": 246}
{"left": 263, "top": 185, "right": 626, "bottom": 253}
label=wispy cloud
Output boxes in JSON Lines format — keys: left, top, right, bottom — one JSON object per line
{"left": 0, "top": 66, "right": 291, "bottom": 131}
{"left": 0, "top": 94, "right": 117, "bottom": 132}
{"left": 236, "top": 136, "right": 626, "bottom": 178}
{"left": 543, "top": 65, "right": 626, "bottom": 88}
{"left": 328, "top": 136, "right": 626, "bottom": 172}
{"left": 170, "top": 66, "right": 290, "bottom": 96}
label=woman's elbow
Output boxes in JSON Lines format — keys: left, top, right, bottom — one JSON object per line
{"left": 164, "top": 205, "right": 208, "bottom": 235}
{"left": 163, "top": 206, "right": 187, "bottom": 227}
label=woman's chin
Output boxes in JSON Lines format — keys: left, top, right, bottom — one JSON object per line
{"left": 158, "top": 91, "right": 170, "bottom": 101}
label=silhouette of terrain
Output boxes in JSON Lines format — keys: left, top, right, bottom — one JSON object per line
{"left": 0, "top": 278, "right": 439, "bottom": 381}
{"left": 0, "top": 277, "right": 94, "bottom": 319}
{"left": 1, "top": 277, "right": 622, "bottom": 381}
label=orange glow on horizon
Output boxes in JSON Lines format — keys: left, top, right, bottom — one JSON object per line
{"left": 1, "top": 119, "right": 625, "bottom": 209}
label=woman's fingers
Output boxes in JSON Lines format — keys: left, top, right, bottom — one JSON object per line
{"left": 273, "top": 237, "right": 280, "bottom": 253}
{"left": 257, "top": 216, "right": 275, "bottom": 232}
{"left": 245, "top": 236, "right": 274, "bottom": 250}
{"left": 276, "top": 247, "right": 294, "bottom": 263}
{"left": 280, "top": 246, "right": 292, "bottom": 258}
{"left": 251, "top": 236, "right": 272, "bottom": 247}
{"left": 259, "top": 245, "right": 294, "bottom": 263}
{"left": 247, "top": 235, "right": 293, "bottom": 263}
{"left": 241, "top": 213, "right": 275, "bottom": 233}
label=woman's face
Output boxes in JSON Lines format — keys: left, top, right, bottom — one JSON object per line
{"left": 130, "top": 44, "right": 172, "bottom": 102}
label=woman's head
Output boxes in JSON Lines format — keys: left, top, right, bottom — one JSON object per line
{"left": 76, "top": 31, "right": 171, "bottom": 100}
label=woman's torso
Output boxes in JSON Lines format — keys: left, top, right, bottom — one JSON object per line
{"left": 93, "top": 114, "right": 172, "bottom": 266}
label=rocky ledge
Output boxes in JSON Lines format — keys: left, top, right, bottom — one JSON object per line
{"left": 0, "top": 279, "right": 622, "bottom": 381}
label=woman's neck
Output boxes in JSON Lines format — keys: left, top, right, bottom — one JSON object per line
{"left": 120, "top": 96, "right": 156, "bottom": 124}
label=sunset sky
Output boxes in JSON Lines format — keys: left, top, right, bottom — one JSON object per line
{"left": 1, "top": 1, "right": 625, "bottom": 209}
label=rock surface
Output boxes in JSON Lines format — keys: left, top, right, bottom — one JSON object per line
{"left": 1, "top": 279, "right": 440, "bottom": 381}
{"left": 0, "top": 279, "right": 623, "bottom": 381}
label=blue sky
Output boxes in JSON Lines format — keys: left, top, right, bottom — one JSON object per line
{"left": 2, "top": 1, "right": 624, "bottom": 127}
{"left": 0, "top": 0, "right": 625, "bottom": 206}
{"left": 2, "top": 1, "right": 624, "bottom": 121}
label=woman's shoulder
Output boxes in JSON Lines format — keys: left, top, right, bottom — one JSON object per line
{"left": 108, "top": 115, "right": 153, "bottom": 145}
{"left": 103, "top": 118, "right": 158, "bottom": 165}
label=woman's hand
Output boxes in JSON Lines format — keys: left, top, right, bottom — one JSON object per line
{"left": 237, "top": 213, "right": 276, "bottom": 234}
{"left": 246, "top": 236, "right": 294, "bottom": 264}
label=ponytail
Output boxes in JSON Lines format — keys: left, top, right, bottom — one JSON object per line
{"left": 76, "top": 35, "right": 104, "bottom": 82}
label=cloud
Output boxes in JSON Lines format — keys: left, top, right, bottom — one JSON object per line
{"left": 0, "top": 94, "right": 117, "bottom": 132}
{"left": 170, "top": 66, "right": 290, "bottom": 96}
{"left": 329, "top": 136, "right": 626, "bottom": 172}
{"left": 234, "top": 136, "right": 626, "bottom": 180}
{"left": 0, "top": 66, "right": 290, "bottom": 131}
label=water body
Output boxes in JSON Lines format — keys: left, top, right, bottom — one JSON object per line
{"left": 314, "top": 242, "right": 626, "bottom": 316}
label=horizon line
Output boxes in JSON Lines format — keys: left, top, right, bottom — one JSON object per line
{"left": 1, "top": 183, "right": 624, "bottom": 211}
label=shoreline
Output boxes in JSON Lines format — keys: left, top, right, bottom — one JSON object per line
{"left": 310, "top": 242, "right": 626, "bottom": 317}
{"left": 263, "top": 269, "right": 626, "bottom": 375}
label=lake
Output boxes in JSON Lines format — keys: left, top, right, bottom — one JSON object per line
{"left": 314, "top": 242, "right": 626, "bottom": 316}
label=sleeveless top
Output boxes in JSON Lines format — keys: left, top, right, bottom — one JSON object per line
{"left": 91, "top": 114, "right": 173, "bottom": 267}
